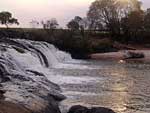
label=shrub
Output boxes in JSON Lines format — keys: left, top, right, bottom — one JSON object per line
{"left": 90, "top": 38, "right": 116, "bottom": 53}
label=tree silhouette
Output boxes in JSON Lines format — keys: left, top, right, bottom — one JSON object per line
{"left": 67, "top": 16, "right": 86, "bottom": 31}
{"left": 144, "top": 8, "right": 150, "bottom": 30}
{"left": 0, "top": 11, "right": 19, "bottom": 28}
{"left": 67, "top": 20, "right": 79, "bottom": 31}
{"left": 29, "top": 20, "right": 39, "bottom": 28}
{"left": 87, "top": 0, "right": 141, "bottom": 37}
{"left": 41, "top": 18, "right": 59, "bottom": 30}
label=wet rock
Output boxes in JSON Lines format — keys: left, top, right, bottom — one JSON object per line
{"left": 124, "top": 51, "right": 145, "bottom": 59}
{"left": 68, "top": 105, "right": 89, "bottom": 113}
{"left": 0, "top": 90, "right": 5, "bottom": 100}
{"left": 68, "top": 105, "right": 116, "bottom": 113}
{"left": 90, "top": 107, "right": 116, "bottom": 113}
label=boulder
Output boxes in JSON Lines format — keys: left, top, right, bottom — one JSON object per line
{"left": 68, "top": 105, "right": 116, "bottom": 113}
{"left": 124, "top": 51, "right": 145, "bottom": 59}
{"left": 68, "top": 105, "right": 89, "bottom": 113}
{"left": 90, "top": 107, "right": 116, "bottom": 113}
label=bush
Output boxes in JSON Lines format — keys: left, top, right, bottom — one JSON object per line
{"left": 90, "top": 38, "right": 116, "bottom": 53}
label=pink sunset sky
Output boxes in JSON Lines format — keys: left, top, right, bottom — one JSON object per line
{"left": 0, "top": 0, "right": 149, "bottom": 28}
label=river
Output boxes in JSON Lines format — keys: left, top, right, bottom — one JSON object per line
{"left": 0, "top": 38, "right": 150, "bottom": 113}
{"left": 49, "top": 60, "right": 150, "bottom": 113}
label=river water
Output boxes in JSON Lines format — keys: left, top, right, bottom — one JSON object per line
{"left": 49, "top": 60, "right": 150, "bottom": 113}
{"left": 1, "top": 39, "right": 150, "bottom": 113}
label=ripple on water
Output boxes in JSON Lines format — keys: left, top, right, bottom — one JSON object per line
{"left": 54, "top": 60, "right": 150, "bottom": 113}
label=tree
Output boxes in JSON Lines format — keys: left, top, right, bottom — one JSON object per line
{"left": 121, "top": 10, "right": 144, "bottom": 43}
{"left": 79, "top": 17, "right": 90, "bottom": 30}
{"left": 74, "top": 16, "right": 82, "bottom": 24}
{"left": 67, "top": 16, "right": 86, "bottom": 31}
{"left": 41, "top": 18, "right": 59, "bottom": 30}
{"left": 144, "top": 8, "right": 150, "bottom": 30}
{"left": 67, "top": 20, "right": 79, "bottom": 31}
{"left": 67, "top": 16, "right": 90, "bottom": 30}
{"left": 87, "top": 1, "right": 101, "bottom": 31}
{"left": 87, "top": 0, "right": 141, "bottom": 37}
{"left": 29, "top": 20, "right": 39, "bottom": 28}
{"left": 41, "top": 18, "right": 59, "bottom": 39}
{"left": 0, "top": 11, "right": 19, "bottom": 28}
{"left": 128, "top": 10, "right": 144, "bottom": 34}
{"left": 121, "top": 16, "right": 130, "bottom": 43}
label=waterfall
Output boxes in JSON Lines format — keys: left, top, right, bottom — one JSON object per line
{"left": 1, "top": 38, "right": 73, "bottom": 68}
{"left": 0, "top": 38, "right": 70, "bottom": 111}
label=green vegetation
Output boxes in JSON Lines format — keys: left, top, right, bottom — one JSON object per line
{"left": 90, "top": 38, "right": 115, "bottom": 53}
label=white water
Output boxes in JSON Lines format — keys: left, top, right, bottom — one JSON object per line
{"left": 0, "top": 39, "right": 95, "bottom": 84}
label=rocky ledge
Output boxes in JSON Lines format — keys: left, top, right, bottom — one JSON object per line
{"left": 0, "top": 69, "right": 66, "bottom": 113}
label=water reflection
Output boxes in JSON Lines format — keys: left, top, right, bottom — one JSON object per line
{"left": 54, "top": 60, "right": 150, "bottom": 113}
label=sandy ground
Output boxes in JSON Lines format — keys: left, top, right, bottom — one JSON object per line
{"left": 91, "top": 50, "right": 150, "bottom": 62}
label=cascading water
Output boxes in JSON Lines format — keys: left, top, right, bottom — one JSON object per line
{"left": 0, "top": 38, "right": 100, "bottom": 113}
{"left": 8, "top": 39, "right": 73, "bottom": 68}
{"left": 0, "top": 38, "right": 74, "bottom": 113}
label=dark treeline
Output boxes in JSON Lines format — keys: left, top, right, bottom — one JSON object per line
{"left": 83, "top": 0, "right": 150, "bottom": 44}
{"left": 0, "top": 0, "right": 150, "bottom": 59}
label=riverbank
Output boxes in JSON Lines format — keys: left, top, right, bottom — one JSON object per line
{"left": 91, "top": 50, "right": 150, "bottom": 62}
{"left": 1, "top": 28, "right": 150, "bottom": 60}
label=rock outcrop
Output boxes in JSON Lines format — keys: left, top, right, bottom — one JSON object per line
{"left": 124, "top": 51, "right": 145, "bottom": 59}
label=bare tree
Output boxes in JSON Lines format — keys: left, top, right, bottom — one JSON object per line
{"left": 87, "top": 0, "right": 141, "bottom": 36}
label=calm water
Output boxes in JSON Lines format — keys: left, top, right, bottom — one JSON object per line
{"left": 50, "top": 60, "right": 150, "bottom": 113}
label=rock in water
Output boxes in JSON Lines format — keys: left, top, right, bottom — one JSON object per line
{"left": 124, "top": 51, "right": 145, "bottom": 59}
{"left": 90, "top": 107, "right": 116, "bottom": 113}
{"left": 68, "top": 105, "right": 89, "bottom": 113}
{"left": 68, "top": 105, "right": 116, "bottom": 113}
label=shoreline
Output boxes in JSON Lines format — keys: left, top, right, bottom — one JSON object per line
{"left": 90, "top": 50, "right": 150, "bottom": 62}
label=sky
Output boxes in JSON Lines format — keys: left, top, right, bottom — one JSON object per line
{"left": 0, "top": 0, "right": 149, "bottom": 28}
